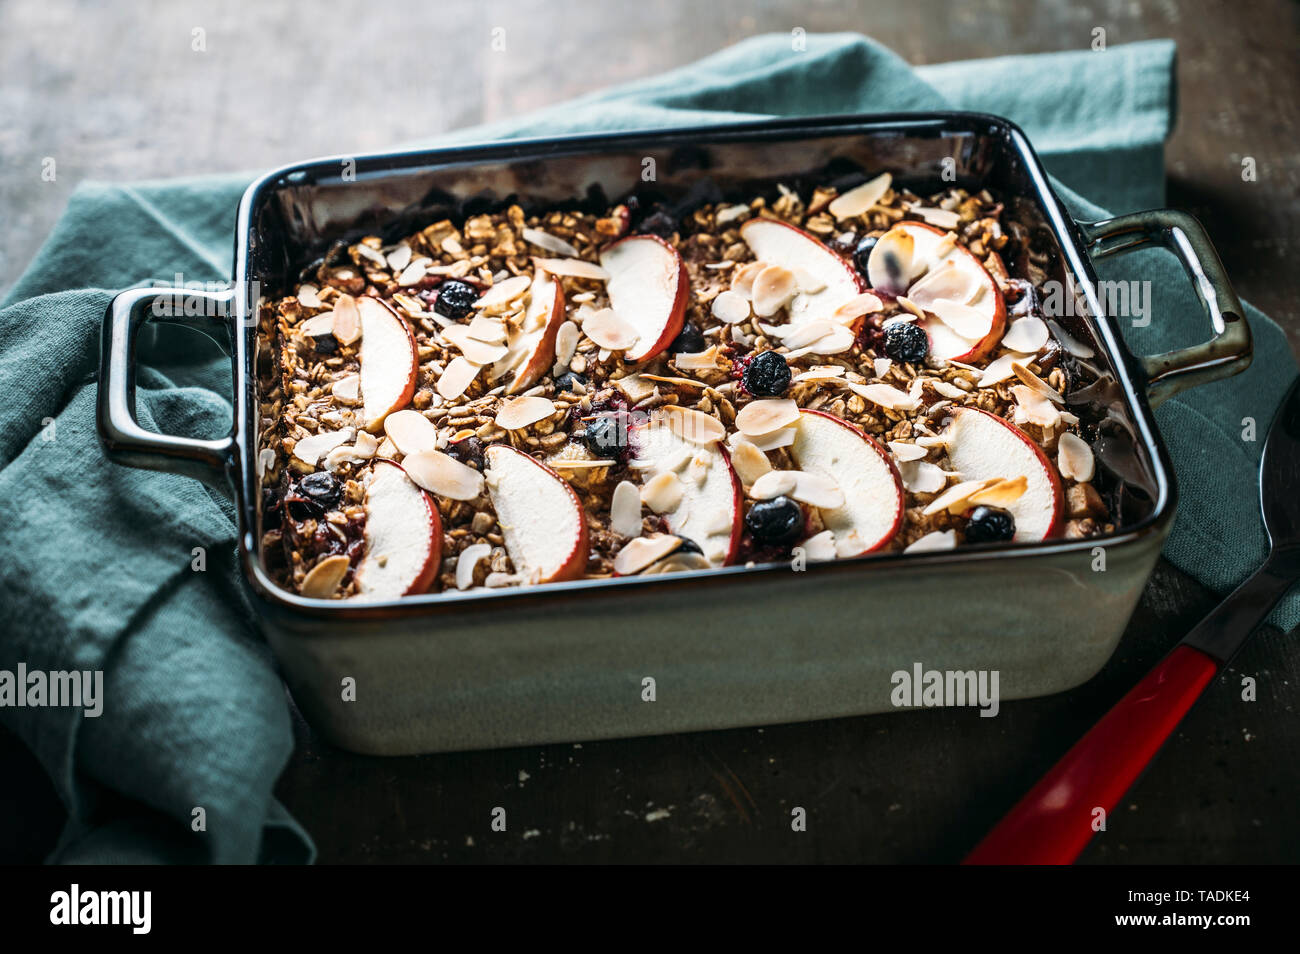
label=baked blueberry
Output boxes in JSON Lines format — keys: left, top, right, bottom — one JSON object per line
{"left": 637, "top": 210, "right": 678, "bottom": 239}
{"left": 584, "top": 415, "right": 625, "bottom": 457}
{"left": 445, "top": 436, "right": 486, "bottom": 470}
{"left": 433, "top": 280, "right": 479, "bottom": 320}
{"left": 670, "top": 321, "right": 706, "bottom": 354}
{"left": 852, "top": 236, "right": 879, "bottom": 276}
{"left": 554, "top": 371, "right": 587, "bottom": 393}
{"left": 298, "top": 471, "right": 342, "bottom": 510}
{"left": 742, "top": 350, "right": 791, "bottom": 397}
{"left": 674, "top": 536, "right": 703, "bottom": 555}
{"left": 744, "top": 496, "right": 804, "bottom": 546}
{"left": 311, "top": 333, "right": 339, "bottom": 355}
{"left": 964, "top": 505, "right": 1015, "bottom": 543}
{"left": 883, "top": 321, "right": 929, "bottom": 364}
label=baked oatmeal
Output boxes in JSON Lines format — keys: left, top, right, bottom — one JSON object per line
{"left": 255, "top": 172, "right": 1114, "bottom": 600}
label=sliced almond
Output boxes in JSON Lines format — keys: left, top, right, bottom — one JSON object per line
{"left": 331, "top": 374, "right": 360, "bottom": 404}
{"left": 1057, "top": 431, "right": 1095, "bottom": 481}
{"left": 831, "top": 293, "right": 884, "bottom": 323}
{"left": 790, "top": 471, "right": 844, "bottom": 509}
{"left": 1011, "top": 362, "right": 1064, "bottom": 404}
{"left": 777, "top": 319, "right": 836, "bottom": 349}
{"left": 788, "top": 325, "right": 855, "bottom": 357}
{"left": 791, "top": 266, "right": 827, "bottom": 295}
{"left": 533, "top": 257, "right": 610, "bottom": 281}
{"left": 466, "top": 313, "right": 509, "bottom": 345}
{"left": 716, "top": 204, "right": 751, "bottom": 225}
{"left": 968, "top": 475, "right": 1028, "bottom": 507}
{"left": 297, "top": 284, "right": 322, "bottom": 309}
{"left": 908, "top": 265, "right": 979, "bottom": 309}
{"left": 553, "top": 321, "right": 581, "bottom": 372}
{"left": 735, "top": 398, "right": 800, "bottom": 436}
{"left": 737, "top": 425, "right": 797, "bottom": 451}
{"left": 472, "top": 274, "right": 531, "bottom": 311}
{"left": 898, "top": 459, "right": 949, "bottom": 494}
{"left": 828, "top": 172, "right": 892, "bottom": 220}
{"left": 750, "top": 265, "right": 797, "bottom": 317}
{"left": 495, "top": 395, "right": 556, "bottom": 431}
{"left": 912, "top": 207, "right": 962, "bottom": 230}
{"left": 455, "top": 542, "right": 492, "bottom": 590}
{"left": 922, "top": 477, "right": 999, "bottom": 516}
{"left": 331, "top": 294, "right": 361, "bottom": 345}
{"left": 928, "top": 299, "right": 990, "bottom": 340}
{"left": 293, "top": 428, "right": 352, "bottom": 465}
{"left": 730, "top": 260, "right": 766, "bottom": 299}
{"left": 887, "top": 440, "right": 927, "bottom": 462}
{"left": 791, "top": 365, "right": 846, "bottom": 383}
{"left": 802, "top": 530, "right": 837, "bottom": 562}
{"left": 521, "top": 227, "right": 579, "bottom": 256}
{"left": 386, "top": 244, "right": 412, "bottom": 272}
{"left": 641, "top": 471, "right": 685, "bottom": 514}
{"left": 674, "top": 346, "right": 723, "bottom": 371}
{"left": 844, "top": 382, "right": 920, "bottom": 412}
{"left": 711, "top": 290, "right": 751, "bottom": 324}
{"left": 729, "top": 438, "right": 772, "bottom": 486}
{"left": 931, "top": 379, "right": 967, "bottom": 399}
{"left": 655, "top": 406, "right": 725, "bottom": 445}
{"left": 873, "top": 357, "right": 892, "bottom": 378}
{"left": 397, "top": 261, "right": 427, "bottom": 286}
{"left": 750, "top": 470, "right": 798, "bottom": 499}
{"left": 300, "top": 555, "right": 351, "bottom": 599}
{"left": 614, "top": 374, "right": 657, "bottom": 403}
{"left": 977, "top": 352, "right": 1029, "bottom": 388}
{"left": 904, "top": 529, "right": 957, "bottom": 553}
{"left": 1010, "top": 385, "right": 1061, "bottom": 428}
{"left": 300, "top": 311, "right": 335, "bottom": 337}
{"left": 439, "top": 356, "right": 482, "bottom": 401}
{"left": 384, "top": 409, "right": 440, "bottom": 455}
{"left": 442, "top": 325, "right": 510, "bottom": 365}
{"left": 1002, "top": 315, "right": 1050, "bottom": 353}
{"left": 403, "top": 449, "right": 485, "bottom": 500}
{"left": 614, "top": 534, "right": 682, "bottom": 575}
{"left": 610, "top": 480, "right": 643, "bottom": 537}
{"left": 582, "top": 308, "right": 640, "bottom": 351}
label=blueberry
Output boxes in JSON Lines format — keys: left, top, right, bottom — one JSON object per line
{"left": 744, "top": 496, "right": 804, "bottom": 546}
{"left": 637, "top": 210, "right": 678, "bottom": 239}
{"left": 311, "top": 333, "right": 339, "bottom": 355}
{"left": 852, "top": 236, "right": 879, "bottom": 276}
{"left": 742, "top": 350, "right": 792, "bottom": 397}
{"left": 554, "top": 371, "right": 587, "bottom": 393}
{"left": 298, "top": 471, "right": 342, "bottom": 510}
{"left": 583, "top": 415, "right": 626, "bottom": 457}
{"left": 964, "top": 505, "right": 1015, "bottom": 543}
{"left": 445, "top": 436, "right": 485, "bottom": 470}
{"left": 670, "top": 321, "right": 706, "bottom": 354}
{"left": 674, "top": 536, "right": 703, "bottom": 555}
{"left": 883, "top": 321, "right": 929, "bottom": 364}
{"left": 434, "top": 280, "right": 479, "bottom": 320}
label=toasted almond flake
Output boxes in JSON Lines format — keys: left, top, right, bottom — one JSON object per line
{"left": 888, "top": 440, "right": 927, "bottom": 462}
{"left": 773, "top": 318, "right": 832, "bottom": 344}
{"left": 581, "top": 308, "right": 640, "bottom": 351}
{"left": 472, "top": 274, "right": 531, "bottom": 311}
{"left": 1057, "top": 432, "right": 1095, "bottom": 481}
{"left": 908, "top": 264, "right": 979, "bottom": 309}
{"left": 466, "top": 313, "right": 509, "bottom": 344}
{"left": 300, "top": 311, "right": 335, "bottom": 337}
{"left": 904, "top": 529, "right": 957, "bottom": 554}
{"left": 641, "top": 471, "right": 685, "bottom": 514}
{"left": 614, "top": 374, "right": 657, "bottom": 403}
{"left": 384, "top": 409, "right": 439, "bottom": 455}
{"left": 396, "top": 261, "right": 427, "bottom": 286}
{"left": 297, "top": 284, "right": 322, "bottom": 308}
{"left": 642, "top": 551, "right": 712, "bottom": 574}
{"left": 455, "top": 543, "right": 491, "bottom": 590}
{"left": 922, "top": 477, "right": 998, "bottom": 516}
{"left": 711, "top": 290, "right": 751, "bottom": 324}
{"left": 788, "top": 265, "right": 827, "bottom": 295}
{"left": 1009, "top": 384, "right": 1061, "bottom": 428}
{"left": 873, "top": 357, "right": 892, "bottom": 378}
{"left": 750, "top": 264, "right": 798, "bottom": 317}
{"left": 750, "top": 470, "right": 798, "bottom": 499}
{"left": 1045, "top": 319, "right": 1095, "bottom": 358}
{"left": 656, "top": 406, "right": 725, "bottom": 444}
{"left": 715, "top": 203, "right": 751, "bottom": 225}
{"left": 828, "top": 172, "right": 892, "bottom": 220}
{"left": 730, "top": 261, "right": 766, "bottom": 300}
{"left": 610, "top": 480, "right": 643, "bottom": 537}
{"left": 931, "top": 380, "right": 967, "bottom": 400}
{"left": 790, "top": 471, "right": 845, "bottom": 509}
{"left": 553, "top": 321, "right": 581, "bottom": 371}
{"left": 802, "top": 530, "right": 837, "bottom": 562}
{"left": 969, "top": 475, "right": 1028, "bottom": 507}
{"left": 831, "top": 292, "right": 884, "bottom": 322}
{"left": 495, "top": 395, "right": 556, "bottom": 431}
{"left": 437, "top": 356, "right": 480, "bottom": 401}
{"left": 441, "top": 236, "right": 464, "bottom": 256}
{"left": 913, "top": 206, "right": 962, "bottom": 230}
{"left": 440, "top": 325, "right": 508, "bottom": 366}
{"left": 641, "top": 373, "right": 707, "bottom": 389}
{"left": 331, "top": 294, "right": 361, "bottom": 345}
{"left": 673, "top": 346, "right": 723, "bottom": 372}
{"left": 293, "top": 428, "right": 352, "bottom": 465}
{"left": 403, "top": 449, "right": 485, "bottom": 500}
{"left": 791, "top": 366, "right": 846, "bottom": 383}
{"left": 898, "top": 459, "right": 949, "bottom": 494}
{"left": 385, "top": 244, "right": 412, "bottom": 272}
{"left": 932, "top": 231, "right": 959, "bottom": 259}
{"left": 729, "top": 439, "right": 772, "bottom": 486}
{"left": 737, "top": 425, "right": 797, "bottom": 451}
{"left": 1002, "top": 315, "right": 1050, "bottom": 353}
{"left": 800, "top": 325, "right": 857, "bottom": 356}
{"left": 977, "top": 352, "right": 1028, "bottom": 387}
{"left": 550, "top": 458, "right": 617, "bottom": 470}
{"left": 532, "top": 257, "right": 610, "bottom": 281}
{"left": 928, "top": 299, "right": 991, "bottom": 340}
{"left": 1011, "top": 361, "right": 1065, "bottom": 404}
{"left": 844, "top": 382, "right": 920, "bottom": 411}
{"left": 614, "top": 534, "right": 682, "bottom": 575}
{"left": 521, "top": 227, "right": 579, "bottom": 256}
{"left": 735, "top": 398, "right": 800, "bottom": 436}
{"left": 916, "top": 434, "right": 950, "bottom": 449}
{"left": 376, "top": 437, "right": 398, "bottom": 457}
{"left": 257, "top": 447, "right": 276, "bottom": 478}
{"left": 896, "top": 295, "right": 926, "bottom": 320}
{"left": 355, "top": 244, "right": 387, "bottom": 267}
{"left": 300, "top": 554, "right": 351, "bottom": 598}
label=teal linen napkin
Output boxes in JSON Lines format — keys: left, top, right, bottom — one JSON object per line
{"left": 1, "top": 33, "right": 1293, "bottom": 865}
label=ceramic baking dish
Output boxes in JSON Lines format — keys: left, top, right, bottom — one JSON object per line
{"left": 97, "top": 113, "right": 1251, "bottom": 754}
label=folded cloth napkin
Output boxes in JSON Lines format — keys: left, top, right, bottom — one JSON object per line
{"left": 1, "top": 33, "right": 1293, "bottom": 865}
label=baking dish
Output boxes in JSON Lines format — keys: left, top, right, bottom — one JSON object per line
{"left": 97, "top": 113, "right": 1251, "bottom": 754}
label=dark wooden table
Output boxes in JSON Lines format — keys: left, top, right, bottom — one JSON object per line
{"left": 1, "top": 0, "right": 1297, "bottom": 863}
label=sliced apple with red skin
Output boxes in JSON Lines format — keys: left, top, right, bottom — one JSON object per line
{"left": 738, "top": 217, "right": 867, "bottom": 327}
{"left": 353, "top": 459, "right": 442, "bottom": 599}
{"left": 866, "top": 221, "right": 1006, "bottom": 363}
{"left": 789, "top": 409, "right": 905, "bottom": 556}
{"left": 598, "top": 234, "right": 688, "bottom": 363}
{"left": 630, "top": 420, "right": 744, "bottom": 566}
{"left": 357, "top": 296, "right": 419, "bottom": 432}
{"left": 498, "top": 270, "right": 566, "bottom": 394}
{"left": 484, "top": 444, "right": 589, "bottom": 582}
{"left": 943, "top": 407, "right": 1063, "bottom": 542}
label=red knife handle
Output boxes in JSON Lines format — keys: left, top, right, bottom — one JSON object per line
{"left": 964, "top": 645, "right": 1218, "bottom": 865}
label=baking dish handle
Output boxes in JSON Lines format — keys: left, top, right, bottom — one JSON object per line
{"left": 1081, "top": 209, "right": 1252, "bottom": 408}
{"left": 97, "top": 285, "right": 237, "bottom": 485}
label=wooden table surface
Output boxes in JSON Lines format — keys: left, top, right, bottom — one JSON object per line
{"left": 1, "top": 0, "right": 1297, "bottom": 863}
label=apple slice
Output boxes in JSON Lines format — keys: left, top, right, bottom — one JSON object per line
{"left": 866, "top": 221, "right": 1006, "bottom": 363}
{"left": 598, "top": 235, "right": 688, "bottom": 362}
{"left": 631, "top": 419, "right": 743, "bottom": 566}
{"left": 484, "top": 444, "right": 589, "bottom": 582}
{"left": 789, "top": 409, "right": 904, "bottom": 556}
{"left": 499, "top": 270, "right": 566, "bottom": 394}
{"left": 943, "top": 407, "right": 1063, "bottom": 542}
{"left": 357, "top": 296, "right": 419, "bottom": 432}
{"left": 738, "top": 217, "right": 866, "bottom": 326}
{"left": 353, "top": 459, "right": 442, "bottom": 599}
